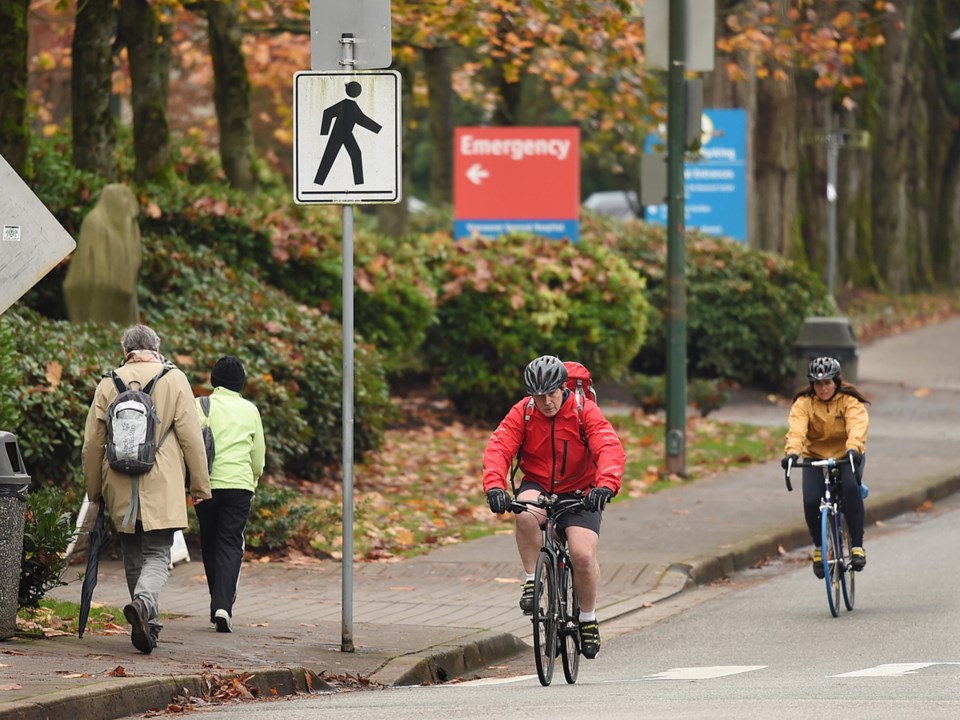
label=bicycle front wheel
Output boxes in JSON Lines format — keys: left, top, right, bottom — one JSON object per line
{"left": 559, "top": 554, "right": 580, "bottom": 685}
{"left": 840, "top": 514, "right": 855, "bottom": 611}
{"left": 532, "top": 551, "right": 557, "bottom": 686}
{"left": 821, "top": 507, "right": 841, "bottom": 617}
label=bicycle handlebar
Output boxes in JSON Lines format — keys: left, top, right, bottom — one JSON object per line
{"left": 783, "top": 454, "right": 861, "bottom": 493}
{"left": 509, "top": 493, "right": 587, "bottom": 517}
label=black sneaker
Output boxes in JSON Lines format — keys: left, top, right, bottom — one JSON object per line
{"left": 519, "top": 580, "right": 535, "bottom": 615}
{"left": 214, "top": 609, "right": 233, "bottom": 633}
{"left": 812, "top": 548, "right": 824, "bottom": 579}
{"left": 124, "top": 598, "right": 154, "bottom": 654}
{"left": 851, "top": 547, "right": 866, "bottom": 571}
{"left": 579, "top": 621, "right": 600, "bottom": 659}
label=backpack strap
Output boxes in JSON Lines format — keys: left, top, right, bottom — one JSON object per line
{"left": 109, "top": 371, "right": 127, "bottom": 395}
{"left": 198, "top": 396, "right": 211, "bottom": 424}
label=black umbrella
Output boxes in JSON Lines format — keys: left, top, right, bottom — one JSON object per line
{"left": 78, "top": 499, "right": 109, "bottom": 639}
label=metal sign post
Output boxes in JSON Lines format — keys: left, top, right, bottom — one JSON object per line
{"left": 800, "top": 125, "right": 870, "bottom": 298}
{"left": 304, "top": 0, "right": 396, "bottom": 655}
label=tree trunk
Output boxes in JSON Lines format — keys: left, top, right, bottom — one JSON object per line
{"left": 205, "top": 0, "right": 257, "bottom": 193}
{"left": 0, "top": 0, "right": 29, "bottom": 176}
{"left": 377, "top": 63, "right": 414, "bottom": 236}
{"left": 754, "top": 74, "right": 798, "bottom": 255}
{"left": 925, "top": 0, "right": 960, "bottom": 286}
{"left": 72, "top": 0, "right": 116, "bottom": 180}
{"left": 422, "top": 46, "right": 453, "bottom": 206}
{"left": 871, "top": 1, "right": 930, "bottom": 292}
{"left": 119, "top": 0, "right": 173, "bottom": 184}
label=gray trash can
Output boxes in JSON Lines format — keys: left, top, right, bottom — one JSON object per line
{"left": 794, "top": 316, "right": 859, "bottom": 388}
{"left": 0, "top": 431, "right": 30, "bottom": 640}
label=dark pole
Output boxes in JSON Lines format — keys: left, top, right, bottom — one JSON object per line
{"left": 665, "top": 0, "right": 687, "bottom": 475}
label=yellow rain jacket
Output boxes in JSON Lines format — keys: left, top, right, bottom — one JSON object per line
{"left": 785, "top": 390, "right": 869, "bottom": 460}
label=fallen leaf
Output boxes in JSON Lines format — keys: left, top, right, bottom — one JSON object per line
{"left": 107, "top": 666, "right": 127, "bottom": 677}
{"left": 0, "top": 684, "right": 23, "bottom": 691}
{"left": 913, "top": 387, "right": 930, "bottom": 397}
{"left": 45, "top": 360, "right": 63, "bottom": 388}
{"left": 917, "top": 499, "right": 935, "bottom": 512}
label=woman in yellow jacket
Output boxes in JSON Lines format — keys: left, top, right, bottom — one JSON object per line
{"left": 782, "top": 357, "right": 869, "bottom": 578}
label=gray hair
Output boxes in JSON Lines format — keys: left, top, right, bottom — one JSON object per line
{"left": 121, "top": 324, "right": 161, "bottom": 353}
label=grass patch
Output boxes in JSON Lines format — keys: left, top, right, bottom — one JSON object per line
{"left": 16, "top": 598, "right": 126, "bottom": 637}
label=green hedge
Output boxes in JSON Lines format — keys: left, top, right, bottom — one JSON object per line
{"left": 423, "top": 234, "right": 649, "bottom": 422}
{"left": 583, "top": 213, "right": 834, "bottom": 388}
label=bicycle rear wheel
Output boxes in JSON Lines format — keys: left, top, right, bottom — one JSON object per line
{"left": 821, "top": 507, "right": 841, "bottom": 617}
{"left": 559, "top": 555, "right": 580, "bottom": 685}
{"left": 840, "top": 514, "right": 855, "bottom": 611}
{"left": 532, "top": 551, "right": 557, "bottom": 686}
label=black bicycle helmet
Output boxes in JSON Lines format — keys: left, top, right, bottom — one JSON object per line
{"left": 523, "top": 355, "right": 568, "bottom": 395}
{"left": 807, "top": 356, "right": 841, "bottom": 382}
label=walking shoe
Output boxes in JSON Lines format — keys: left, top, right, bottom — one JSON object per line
{"left": 851, "top": 546, "right": 866, "bottom": 571}
{"left": 214, "top": 609, "right": 233, "bottom": 633}
{"left": 124, "top": 598, "right": 154, "bottom": 654}
{"left": 519, "top": 580, "right": 535, "bottom": 615}
{"left": 579, "top": 621, "right": 601, "bottom": 659}
{"left": 812, "top": 548, "right": 824, "bottom": 579}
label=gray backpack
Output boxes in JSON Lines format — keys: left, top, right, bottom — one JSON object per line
{"left": 197, "top": 396, "right": 216, "bottom": 473}
{"left": 104, "top": 365, "right": 173, "bottom": 475}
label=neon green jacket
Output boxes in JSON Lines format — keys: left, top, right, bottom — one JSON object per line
{"left": 785, "top": 391, "right": 869, "bottom": 459}
{"left": 197, "top": 387, "right": 265, "bottom": 492}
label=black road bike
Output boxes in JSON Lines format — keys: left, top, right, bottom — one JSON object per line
{"left": 510, "top": 493, "right": 585, "bottom": 686}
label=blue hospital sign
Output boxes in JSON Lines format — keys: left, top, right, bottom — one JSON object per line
{"left": 644, "top": 109, "right": 747, "bottom": 242}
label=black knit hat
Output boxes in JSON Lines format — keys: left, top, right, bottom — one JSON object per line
{"left": 211, "top": 356, "right": 246, "bottom": 393}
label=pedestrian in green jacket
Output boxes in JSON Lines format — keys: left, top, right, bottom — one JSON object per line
{"left": 195, "top": 356, "right": 265, "bottom": 633}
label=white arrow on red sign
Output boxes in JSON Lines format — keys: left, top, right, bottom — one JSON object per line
{"left": 466, "top": 163, "right": 489, "bottom": 185}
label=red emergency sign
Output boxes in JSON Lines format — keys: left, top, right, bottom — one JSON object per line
{"left": 454, "top": 127, "right": 580, "bottom": 221}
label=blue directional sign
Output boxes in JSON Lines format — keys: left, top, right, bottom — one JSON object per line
{"left": 644, "top": 108, "right": 747, "bottom": 243}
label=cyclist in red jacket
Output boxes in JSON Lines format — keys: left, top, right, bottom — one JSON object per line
{"left": 483, "top": 355, "right": 626, "bottom": 659}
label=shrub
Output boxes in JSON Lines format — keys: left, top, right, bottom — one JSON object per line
{"left": 424, "top": 234, "right": 649, "bottom": 422}
{"left": 584, "top": 213, "right": 834, "bottom": 389}
{"left": 0, "top": 316, "right": 23, "bottom": 432}
{"left": 139, "top": 184, "right": 436, "bottom": 379}
{"left": 19, "top": 486, "right": 73, "bottom": 609}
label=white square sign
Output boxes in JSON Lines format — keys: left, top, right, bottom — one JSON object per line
{"left": 293, "top": 70, "right": 401, "bottom": 204}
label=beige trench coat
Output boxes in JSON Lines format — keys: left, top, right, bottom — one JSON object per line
{"left": 82, "top": 360, "right": 212, "bottom": 532}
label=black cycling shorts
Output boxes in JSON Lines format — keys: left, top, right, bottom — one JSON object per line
{"left": 517, "top": 480, "right": 602, "bottom": 535}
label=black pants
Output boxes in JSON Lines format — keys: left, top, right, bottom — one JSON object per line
{"left": 195, "top": 489, "right": 254, "bottom": 621}
{"left": 801, "top": 459, "right": 865, "bottom": 548}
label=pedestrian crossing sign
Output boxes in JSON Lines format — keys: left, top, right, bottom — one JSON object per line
{"left": 293, "top": 70, "right": 402, "bottom": 204}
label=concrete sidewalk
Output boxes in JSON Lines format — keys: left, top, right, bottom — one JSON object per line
{"left": 4, "top": 318, "right": 960, "bottom": 720}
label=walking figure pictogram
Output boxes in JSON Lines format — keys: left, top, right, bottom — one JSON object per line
{"left": 314, "top": 81, "right": 382, "bottom": 185}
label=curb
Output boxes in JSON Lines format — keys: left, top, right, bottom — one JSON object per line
{"left": 373, "top": 631, "right": 529, "bottom": 686}
{"left": 1, "top": 667, "right": 329, "bottom": 720}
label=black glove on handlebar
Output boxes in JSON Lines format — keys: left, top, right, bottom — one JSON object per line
{"left": 846, "top": 449, "right": 862, "bottom": 467}
{"left": 486, "top": 488, "right": 510, "bottom": 515}
{"left": 781, "top": 453, "right": 799, "bottom": 470}
{"left": 584, "top": 487, "right": 614, "bottom": 512}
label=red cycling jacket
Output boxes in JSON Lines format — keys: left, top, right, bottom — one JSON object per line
{"left": 482, "top": 392, "right": 625, "bottom": 496}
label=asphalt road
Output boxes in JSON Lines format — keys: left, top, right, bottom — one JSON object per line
{"left": 129, "top": 496, "right": 960, "bottom": 720}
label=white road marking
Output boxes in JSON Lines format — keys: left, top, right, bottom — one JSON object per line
{"left": 832, "top": 662, "right": 960, "bottom": 678}
{"left": 645, "top": 665, "right": 768, "bottom": 680}
{"left": 453, "top": 674, "right": 539, "bottom": 686}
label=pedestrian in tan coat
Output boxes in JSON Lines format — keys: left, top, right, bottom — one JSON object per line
{"left": 81, "top": 324, "right": 211, "bottom": 654}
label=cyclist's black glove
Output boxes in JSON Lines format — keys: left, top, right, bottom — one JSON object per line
{"left": 486, "top": 488, "right": 510, "bottom": 515}
{"left": 584, "top": 487, "right": 614, "bottom": 512}
{"left": 781, "top": 453, "right": 799, "bottom": 470}
{"left": 846, "top": 448, "right": 862, "bottom": 467}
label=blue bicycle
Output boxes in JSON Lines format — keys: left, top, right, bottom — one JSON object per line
{"left": 784, "top": 456, "right": 858, "bottom": 617}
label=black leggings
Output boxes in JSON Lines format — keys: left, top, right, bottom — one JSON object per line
{"left": 801, "top": 458, "right": 865, "bottom": 548}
